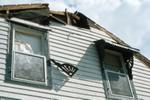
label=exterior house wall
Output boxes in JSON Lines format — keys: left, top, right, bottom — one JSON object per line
{"left": 133, "top": 58, "right": 150, "bottom": 100}
{"left": 0, "top": 17, "right": 149, "bottom": 100}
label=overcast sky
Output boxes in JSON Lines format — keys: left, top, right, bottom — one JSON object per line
{"left": 1, "top": 0, "right": 150, "bottom": 59}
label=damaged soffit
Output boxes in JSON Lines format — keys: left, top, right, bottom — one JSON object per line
{"left": 0, "top": 3, "right": 150, "bottom": 67}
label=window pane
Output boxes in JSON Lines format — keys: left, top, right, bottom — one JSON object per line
{"left": 107, "top": 71, "right": 132, "bottom": 97}
{"left": 14, "top": 52, "right": 45, "bottom": 82}
{"left": 104, "top": 53, "right": 123, "bottom": 72}
{"left": 15, "top": 31, "right": 42, "bottom": 55}
{"left": 104, "top": 53, "right": 121, "bottom": 67}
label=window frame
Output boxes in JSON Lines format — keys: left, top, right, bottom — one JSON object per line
{"left": 104, "top": 70, "right": 134, "bottom": 99}
{"left": 103, "top": 49, "right": 135, "bottom": 99}
{"left": 10, "top": 24, "right": 48, "bottom": 86}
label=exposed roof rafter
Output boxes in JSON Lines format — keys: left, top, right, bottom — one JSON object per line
{"left": 0, "top": 3, "right": 149, "bottom": 67}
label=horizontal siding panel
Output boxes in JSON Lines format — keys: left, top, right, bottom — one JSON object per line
{"left": 52, "top": 58, "right": 101, "bottom": 72}
{"left": 0, "top": 91, "right": 50, "bottom": 100}
{"left": 0, "top": 35, "right": 8, "bottom": 40}
{"left": 133, "top": 67, "right": 150, "bottom": 76}
{"left": 0, "top": 30, "right": 9, "bottom": 36}
{"left": 0, "top": 43, "right": 7, "bottom": 49}
{"left": 0, "top": 18, "right": 6, "bottom": 22}
{"left": 134, "top": 58, "right": 150, "bottom": 68}
{"left": 0, "top": 58, "right": 6, "bottom": 64}
{"left": 0, "top": 26, "right": 9, "bottom": 31}
{"left": 50, "top": 54, "right": 100, "bottom": 68}
{"left": 54, "top": 74, "right": 103, "bottom": 86}
{"left": 56, "top": 85, "right": 105, "bottom": 97}
{"left": 134, "top": 82, "right": 150, "bottom": 90}
{"left": 135, "top": 86, "right": 150, "bottom": 96}
{"left": 53, "top": 79, "right": 104, "bottom": 92}
{"left": 0, "top": 39, "right": 7, "bottom": 44}
{"left": 50, "top": 25, "right": 115, "bottom": 42}
{"left": 134, "top": 62, "right": 149, "bottom": 69}
{"left": 133, "top": 75, "right": 150, "bottom": 83}
{"left": 0, "top": 84, "right": 105, "bottom": 100}
{"left": 53, "top": 74, "right": 103, "bottom": 87}
{"left": 50, "top": 28, "right": 113, "bottom": 43}
{"left": 0, "top": 53, "right": 6, "bottom": 59}
{"left": 0, "top": 72, "right": 106, "bottom": 100}
{"left": 50, "top": 43, "right": 86, "bottom": 55}
{"left": 53, "top": 68, "right": 102, "bottom": 83}
{"left": 0, "top": 22, "right": 9, "bottom": 28}
{"left": 49, "top": 43, "right": 98, "bottom": 59}
{"left": 0, "top": 49, "right": 7, "bottom": 54}
{"left": 134, "top": 63, "right": 150, "bottom": 72}
{"left": 136, "top": 95, "right": 150, "bottom": 100}
{"left": 133, "top": 71, "right": 150, "bottom": 79}
{"left": 52, "top": 60, "right": 101, "bottom": 75}
{"left": 49, "top": 39, "right": 89, "bottom": 52}
{"left": 0, "top": 64, "right": 6, "bottom": 69}
{"left": 0, "top": 68, "right": 5, "bottom": 74}
{"left": 49, "top": 35, "right": 93, "bottom": 49}
{"left": 50, "top": 46, "right": 98, "bottom": 61}
{"left": 0, "top": 90, "right": 90, "bottom": 100}
{"left": 134, "top": 79, "right": 150, "bottom": 87}
{"left": 52, "top": 57, "right": 101, "bottom": 72}
{"left": 50, "top": 50, "right": 99, "bottom": 65}
{"left": 0, "top": 74, "right": 4, "bottom": 80}
{"left": 50, "top": 55, "right": 101, "bottom": 72}
{"left": 136, "top": 90, "right": 150, "bottom": 97}
{"left": 50, "top": 30, "right": 94, "bottom": 45}
{"left": 65, "top": 25, "right": 109, "bottom": 37}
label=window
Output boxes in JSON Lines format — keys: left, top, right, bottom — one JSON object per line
{"left": 104, "top": 51, "right": 134, "bottom": 99}
{"left": 95, "top": 39, "right": 137, "bottom": 100}
{"left": 10, "top": 24, "right": 48, "bottom": 86}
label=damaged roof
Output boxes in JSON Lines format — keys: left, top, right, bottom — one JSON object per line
{"left": 0, "top": 3, "right": 150, "bottom": 67}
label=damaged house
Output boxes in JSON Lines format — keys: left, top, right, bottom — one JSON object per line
{"left": 0, "top": 3, "right": 150, "bottom": 100}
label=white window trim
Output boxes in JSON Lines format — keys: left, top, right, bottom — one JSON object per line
{"left": 11, "top": 24, "right": 48, "bottom": 86}
{"left": 9, "top": 17, "right": 51, "bottom": 30}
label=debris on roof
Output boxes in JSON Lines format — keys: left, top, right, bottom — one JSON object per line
{"left": 0, "top": 4, "right": 49, "bottom": 25}
{"left": 0, "top": 3, "right": 149, "bottom": 67}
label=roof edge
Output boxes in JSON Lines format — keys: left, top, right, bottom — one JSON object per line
{"left": 0, "top": 3, "right": 49, "bottom": 11}
{"left": 0, "top": 3, "right": 149, "bottom": 67}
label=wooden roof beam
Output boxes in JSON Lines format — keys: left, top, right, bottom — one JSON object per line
{"left": 0, "top": 3, "right": 49, "bottom": 11}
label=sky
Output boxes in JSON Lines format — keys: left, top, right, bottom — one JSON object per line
{"left": 0, "top": 0, "right": 150, "bottom": 59}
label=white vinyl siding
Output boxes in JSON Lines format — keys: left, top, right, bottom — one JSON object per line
{"left": 133, "top": 58, "right": 150, "bottom": 100}
{"left": 0, "top": 17, "right": 149, "bottom": 100}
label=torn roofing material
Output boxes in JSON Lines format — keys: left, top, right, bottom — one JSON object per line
{"left": 0, "top": 3, "right": 149, "bottom": 67}
{"left": 0, "top": 3, "right": 49, "bottom": 25}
